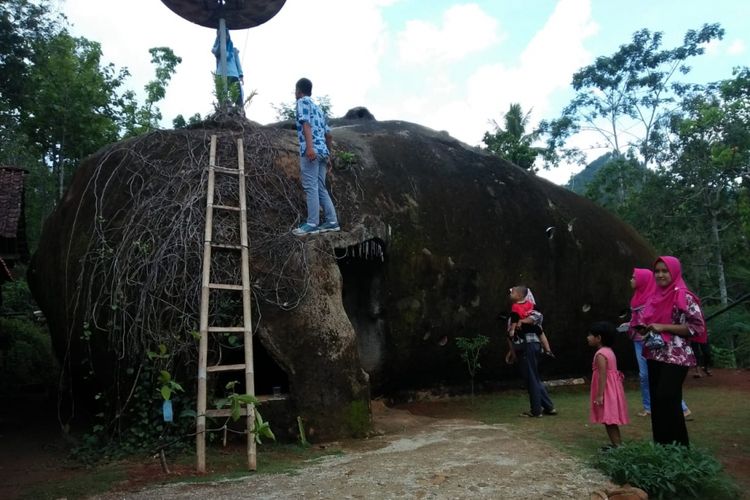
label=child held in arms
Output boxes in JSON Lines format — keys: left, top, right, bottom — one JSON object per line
{"left": 507, "top": 285, "right": 553, "bottom": 356}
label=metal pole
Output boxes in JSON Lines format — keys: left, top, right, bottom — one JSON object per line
{"left": 219, "top": 17, "right": 228, "bottom": 109}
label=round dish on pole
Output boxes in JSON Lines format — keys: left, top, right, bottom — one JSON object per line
{"left": 161, "top": 0, "right": 287, "bottom": 30}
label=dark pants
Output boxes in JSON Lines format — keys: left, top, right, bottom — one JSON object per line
{"left": 647, "top": 359, "right": 689, "bottom": 446}
{"left": 693, "top": 341, "right": 712, "bottom": 371}
{"left": 518, "top": 342, "right": 555, "bottom": 415}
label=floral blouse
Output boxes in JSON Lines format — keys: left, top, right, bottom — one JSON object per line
{"left": 642, "top": 294, "right": 703, "bottom": 366}
{"left": 628, "top": 305, "right": 646, "bottom": 342}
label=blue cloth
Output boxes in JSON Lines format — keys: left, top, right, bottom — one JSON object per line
{"left": 162, "top": 399, "right": 173, "bottom": 422}
{"left": 296, "top": 96, "right": 331, "bottom": 157}
{"left": 212, "top": 31, "right": 243, "bottom": 79}
{"left": 299, "top": 156, "right": 337, "bottom": 226}
{"left": 518, "top": 342, "right": 555, "bottom": 416}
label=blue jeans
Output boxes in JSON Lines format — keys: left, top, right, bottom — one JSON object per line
{"left": 634, "top": 340, "right": 688, "bottom": 412}
{"left": 300, "top": 156, "right": 337, "bottom": 226}
{"left": 518, "top": 342, "right": 555, "bottom": 415}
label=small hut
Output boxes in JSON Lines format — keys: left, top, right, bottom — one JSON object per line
{"left": 0, "top": 166, "right": 29, "bottom": 307}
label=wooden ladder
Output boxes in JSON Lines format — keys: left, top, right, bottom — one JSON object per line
{"left": 196, "top": 135, "right": 256, "bottom": 472}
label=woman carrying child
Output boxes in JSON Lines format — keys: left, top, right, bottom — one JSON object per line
{"left": 588, "top": 321, "right": 629, "bottom": 448}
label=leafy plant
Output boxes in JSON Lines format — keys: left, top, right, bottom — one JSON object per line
{"left": 455, "top": 335, "right": 490, "bottom": 398}
{"left": 0, "top": 317, "right": 57, "bottom": 396}
{"left": 212, "top": 72, "right": 243, "bottom": 113}
{"left": 214, "top": 381, "right": 275, "bottom": 444}
{"left": 591, "top": 441, "right": 740, "bottom": 499}
{"left": 334, "top": 150, "right": 357, "bottom": 170}
{"left": 72, "top": 344, "right": 194, "bottom": 464}
{"left": 157, "top": 370, "right": 183, "bottom": 401}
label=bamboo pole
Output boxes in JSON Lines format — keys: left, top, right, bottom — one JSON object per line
{"left": 237, "top": 137, "right": 257, "bottom": 471}
{"left": 196, "top": 135, "right": 218, "bottom": 473}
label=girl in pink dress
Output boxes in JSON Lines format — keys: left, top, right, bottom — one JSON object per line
{"left": 588, "top": 321, "right": 630, "bottom": 448}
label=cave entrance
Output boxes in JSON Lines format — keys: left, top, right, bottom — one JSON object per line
{"left": 208, "top": 326, "right": 289, "bottom": 397}
{"left": 335, "top": 238, "right": 387, "bottom": 390}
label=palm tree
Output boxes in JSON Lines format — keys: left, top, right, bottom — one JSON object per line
{"left": 483, "top": 103, "right": 540, "bottom": 172}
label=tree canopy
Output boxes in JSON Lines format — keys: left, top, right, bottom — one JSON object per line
{"left": 0, "top": 0, "right": 182, "bottom": 249}
{"left": 482, "top": 103, "right": 541, "bottom": 172}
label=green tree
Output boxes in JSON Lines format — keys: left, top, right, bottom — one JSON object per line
{"left": 0, "top": 0, "right": 57, "bottom": 118}
{"left": 540, "top": 24, "right": 724, "bottom": 169}
{"left": 0, "top": 0, "right": 183, "bottom": 250}
{"left": 23, "top": 32, "right": 125, "bottom": 199}
{"left": 664, "top": 68, "right": 750, "bottom": 307}
{"left": 483, "top": 103, "right": 540, "bottom": 172}
{"left": 119, "top": 47, "right": 182, "bottom": 138}
{"left": 582, "top": 69, "right": 750, "bottom": 366}
{"left": 172, "top": 113, "right": 204, "bottom": 129}
{"left": 273, "top": 95, "right": 332, "bottom": 121}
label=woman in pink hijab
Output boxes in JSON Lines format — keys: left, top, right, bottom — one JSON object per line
{"left": 627, "top": 268, "right": 691, "bottom": 418}
{"left": 627, "top": 268, "right": 656, "bottom": 417}
{"left": 640, "top": 256, "right": 706, "bottom": 447}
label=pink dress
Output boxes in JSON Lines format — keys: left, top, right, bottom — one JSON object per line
{"left": 589, "top": 347, "right": 630, "bottom": 425}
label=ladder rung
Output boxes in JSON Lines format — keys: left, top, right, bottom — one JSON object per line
{"left": 208, "top": 283, "right": 244, "bottom": 291}
{"left": 257, "top": 394, "right": 289, "bottom": 403}
{"left": 213, "top": 204, "right": 241, "bottom": 212}
{"left": 210, "top": 166, "right": 241, "bottom": 175}
{"left": 211, "top": 243, "right": 243, "bottom": 250}
{"left": 207, "top": 326, "right": 246, "bottom": 333}
{"left": 205, "top": 395, "right": 289, "bottom": 417}
{"left": 206, "top": 363, "right": 246, "bottom": 373}
{"left": 206, "top": 408, "right": 246, "bottom": 418}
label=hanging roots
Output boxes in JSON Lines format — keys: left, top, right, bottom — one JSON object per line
{"left": 67, "top": 117, "right": 316, "bottom": 363}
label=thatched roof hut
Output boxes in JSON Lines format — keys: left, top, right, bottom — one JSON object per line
{"left": 0, "top": 166, "right": 29, "bottom": 297}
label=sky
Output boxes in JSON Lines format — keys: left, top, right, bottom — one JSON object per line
{"left": 57, "top": 0, "right": 748, "bottom": 185}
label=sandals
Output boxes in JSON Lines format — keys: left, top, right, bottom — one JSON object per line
{"left": 519, "top": 411, "right": 543, "bottom": 418}
{"left": 637, "top": 410, "right": 651, "bottom": 417}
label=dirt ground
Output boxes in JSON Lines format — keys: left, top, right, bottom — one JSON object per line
{"left": 1, "top": 369, "right": 748, "bottom": 499}
{"left": 94, "top": 403, "right": 612, "bottom": 500}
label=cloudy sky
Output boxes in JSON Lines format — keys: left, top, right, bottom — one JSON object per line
{"left": 58, "top": 0, "right": 748, "bottom": 184}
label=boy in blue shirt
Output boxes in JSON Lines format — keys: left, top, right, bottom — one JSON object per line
{"left": 292, "top": 78, "right": 340, "bottom": 236}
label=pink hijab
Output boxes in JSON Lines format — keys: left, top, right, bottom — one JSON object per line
{"left": 641, "top": 256, "right": 706, "bottom": 343}
{"left": 630, "top": 268, "right": 656, "bottom": 311}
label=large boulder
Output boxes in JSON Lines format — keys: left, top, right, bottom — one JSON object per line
{"left": 29, "top": 111, "right": 653, "bottom": 439}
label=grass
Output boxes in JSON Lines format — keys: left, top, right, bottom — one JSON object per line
{"left": 412, "top": 380, "right": 750, "bottom": 494}
{"left": 15, "top": 378, "right": 749, "bottom": 499}
{"left": 19, "top": 464, "right": 127, "bottom": 500}
{"left": 18, "top": 441, "right": 343, "bottom": 499}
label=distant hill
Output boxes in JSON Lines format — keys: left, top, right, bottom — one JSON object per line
{"left": 566, "top": 153, "right": 614, "bottom": 194}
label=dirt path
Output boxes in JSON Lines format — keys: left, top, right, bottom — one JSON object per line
{"left": 98, "top": 403, "right": 611, "bottom": 499}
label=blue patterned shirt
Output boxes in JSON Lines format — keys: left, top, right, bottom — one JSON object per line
{"left": 296, "top": 96, "right": 331, "bottom": 158}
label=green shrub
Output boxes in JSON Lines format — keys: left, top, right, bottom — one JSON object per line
{"left": 343, "top": 400, "right": 371, "bottom": 438}
{"left": 704, "top": 305, "right": 750, "bottom": 368}
{"left": 71, "top": 354, "right": 196, "bottom": 464}
{"left": 0, "top": 317, "right": 58, "bottom": 395}
{"left": 591, "top": 441, "right": 740, "bottom": 499}
{"left": 0, "top": 275, "right": 36, "bottom": 314}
